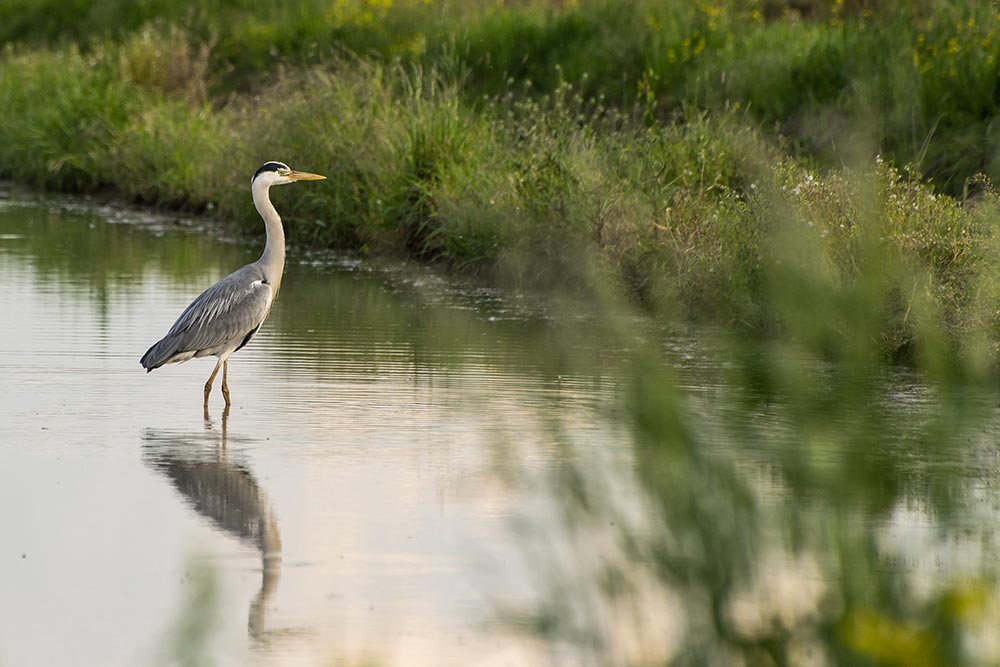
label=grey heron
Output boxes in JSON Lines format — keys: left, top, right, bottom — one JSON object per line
{"left": 140, "top": 161, "right": 325, "bottom": 407}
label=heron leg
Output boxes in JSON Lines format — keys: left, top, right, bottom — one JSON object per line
{"left": 221, "top": 360, "right": 231, "bottom": 406}
{"left": 204, "top": 358, "right": 223, "bottom": 407}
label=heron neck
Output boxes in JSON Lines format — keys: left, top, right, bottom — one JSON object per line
{"left": 253, "top": 181, "right": 286, "bottom": 290}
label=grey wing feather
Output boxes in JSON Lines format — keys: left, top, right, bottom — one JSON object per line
{"left": 141, "top": 264, "right": 274, "bottom": 371}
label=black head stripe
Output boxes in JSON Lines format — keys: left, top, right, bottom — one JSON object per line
{"left": 253, "top": 161, "right": 290, "bottom": 180}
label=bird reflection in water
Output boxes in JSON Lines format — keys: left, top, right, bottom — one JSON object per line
{"left": 142, "top": 407, "right": 284, "bottom": 644}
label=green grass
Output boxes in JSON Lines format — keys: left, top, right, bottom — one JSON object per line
{"left": 2, "top": 1, "right": 1000, "bottom": 366}
{"left": 4, "top": 1, "right": 1000, "bottom": 190}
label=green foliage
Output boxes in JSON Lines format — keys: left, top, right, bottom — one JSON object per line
{"left": 5, "top": 40, "right": 1000, "bottom": 360}
{"left": 3, "top": 2, "right": 1000, "bottom": 361}
{"left": 0, "top": 47, "right": 133, "bottom": 190}
{"left": 119, "top": 25, "right": 211, "bottom": 104}
{"left": 4, "top": 1, "right": 1000, "bottom": 193}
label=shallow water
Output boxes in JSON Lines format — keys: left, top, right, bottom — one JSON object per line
{"left": 5, "top": 187, "right": 1000, "bottom": 666}
{"left": 0, "top": 189, "right": 629, "bottom": 666}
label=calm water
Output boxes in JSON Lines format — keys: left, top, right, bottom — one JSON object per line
{"left": 4, "top": 187, "right": 1000, "bottom": 666}
{"left": 0, "top": 189, "right": 629, "bottom": 666}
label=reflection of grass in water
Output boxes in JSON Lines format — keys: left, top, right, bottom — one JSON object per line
{"left": 0, "top": 201, "right": 251, "bottom": 290}
{"left": 157, "top": 558, "right": 219, "bottom": 667}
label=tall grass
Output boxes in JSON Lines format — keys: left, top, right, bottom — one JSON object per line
{"left": 3, "top": 1, "right": 1000, "bottom": 191}
{"left": 2, "top": 34, "right": 999, "bottom": 360}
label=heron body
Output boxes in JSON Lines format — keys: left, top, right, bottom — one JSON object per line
{"left": 141, "top": 161, "right": 325, "bottom": 407}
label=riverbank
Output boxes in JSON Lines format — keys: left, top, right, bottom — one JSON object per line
{"left": 2, "top": 0, "right": 1000, "bottom": 371}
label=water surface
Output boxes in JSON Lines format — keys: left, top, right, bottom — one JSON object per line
{"left": 0, "top": 189, "right": 624, "bottom": 666}
{"left": 5, "top": 188, "right": 1000, "bottom": 666}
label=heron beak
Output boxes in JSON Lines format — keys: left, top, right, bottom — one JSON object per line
{"left": 286, "top": 170, "right": 326, "bottom": 181}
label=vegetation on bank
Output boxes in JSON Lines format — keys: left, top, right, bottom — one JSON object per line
{"left": 5, "top": 0, "right": 1000, "bottom": 191}
{"left": 3, "top": 0, "right": 1000, "bottom": 368}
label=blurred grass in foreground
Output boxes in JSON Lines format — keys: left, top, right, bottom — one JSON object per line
{"left": 503, "top": 174, "right": 1000, "bottom": 664}
{"left": 157, "top": 559, "right": 220, "bottom": 667}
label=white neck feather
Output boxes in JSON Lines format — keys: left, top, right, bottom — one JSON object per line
{"left": 252, "top": 178, "right": 286, "bottom": 292}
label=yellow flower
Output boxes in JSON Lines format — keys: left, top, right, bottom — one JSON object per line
{"left": 698, "top": 3, "right": 720, "bottom": 17}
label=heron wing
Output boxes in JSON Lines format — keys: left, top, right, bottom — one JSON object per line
{"left": 141, "top": 265, "right": 274, "bottom": 370}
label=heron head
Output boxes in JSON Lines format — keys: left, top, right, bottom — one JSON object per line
{"left": 252, "top": 161, "right": 326, "bottom": 187}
